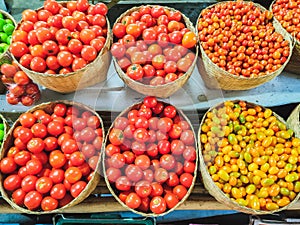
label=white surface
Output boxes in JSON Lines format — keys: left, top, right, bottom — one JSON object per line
{"left": 0, "top": 61, "right": 299, "bottom": 113}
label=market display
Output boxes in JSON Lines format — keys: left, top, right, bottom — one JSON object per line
{"left": 0, "top": 101, "right": 104, "bottom": 213}
{"left": 0, "top": 62, "right": 40, "bottom": 106}
{"left": 103, "top": 96, "right": 197, "bottom": 216}
{"left": 199, "top": 100, "right": 300, "bottom": 213}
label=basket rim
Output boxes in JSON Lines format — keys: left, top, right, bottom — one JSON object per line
{"left": 0, "top": 100, "right": 105, "bottom": 214}
{"left": 10, "top": 1, "right": 112, "bottom": 78}
{"left": 197, "top": 99, "right": 300, "bottom": 214}
{"left": 195, "top": 0, "right": 294, "bottom": 81}
{"left": 111, "top": 4, "right": 199, "bottom": 90}
{"left": 102, "top": 99, "right": 199, "bottom": 217}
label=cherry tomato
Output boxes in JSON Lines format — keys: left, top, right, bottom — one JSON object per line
{"left": 173, "top": 184, "right": 187, "bottom": 200}
{"left": 41, "top": 196, "right": 58, "bottom": 211}
{"left": 164, "top": 192, "right": 179, "bottom": 209}
{"left": 49, "top": 150, "right": 66, "bottom": 169}
{"left": 126, "top": 64, "right": 144, "bottom": 80}
{"left": 4, "top": 174, "right": 22, "bottom": 191}
{"left": 12, "top": 188, "right": 26, "bottom": 206}
{"left": 135, "top": 180, "right": 152, "bottom": 198}
{"left": 125, "top": 164, "right": 143, "bottom": 182}
{"left": 36, "top": 176, "right": 53, "bottom": 194}
{"left": 24, "top": 190, "right": 42, "bottom": 210}
{"left": 115, "top": 176, "right": 132, "bottom": 191}
{"left": 26, "top": 158, "right": 43, "bottom": 175}
{"left": 150, "top": 196, "right": 167, "bottom": 214}
{"left": 126, "top": 192, "right": 141, "bottom": 209}
{"left": 109, "top": 128, "right": 124, "bottom": 145}
{"left": 70, "top": 180, "right": 87, "bottom": 198}
{"left": 65, "top": 166, "right": 82, "bottom": 184}
{"left": 0, "top": 157, "right": 17, "bottom": 174}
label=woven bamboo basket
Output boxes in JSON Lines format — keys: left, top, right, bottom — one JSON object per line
{"left": 198, "top": 100, "right": 300, "bottom": 214}
{"left": 196, "top": 1, "right": 293, "bottom": 90}
{"left": 287, "top": 104, "right": 300, "bottom": 138}
{"left": 11, "top": 2, "right": 112, "bottom": 94}
{"left": 0, "top": 100, "right": 104, "bottom": 214}
{"left": 270, "top": 0, "right": 300, "bottom": 75}
{"left": 112, "top": 5, "right": 198, "bottom": 98}
{"left": 102, "top": 100, "right": 198, "bottom": 217}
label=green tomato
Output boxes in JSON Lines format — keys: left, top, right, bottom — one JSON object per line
{"left": 5, "top": 19, "right": 14, "bottom": 25}
{"left": 0, "top": 32, "right": 7, "bottom": 43}
{"left": 6, "top": 35, "right": 11, "bottom": 44}
{"left": 3, "top": 24, "right": 14, "bottom": 35}
{"left": 0, "top": 18, "right": 5, "bottom": 32}
{"left": 0, "top": 13, "right": 3, "bottom": 19}
{"left": 0, "top": 129, "right": 4, "bottom": 141}
{"left": 0, "top": 123, "right": 4, "bottom": 130}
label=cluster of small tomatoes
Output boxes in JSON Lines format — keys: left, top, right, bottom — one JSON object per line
{"left": 272, "top": 0, "right": 300, "bottom": 41}
{"left": 104, "top": 96, "right": 197, "bottom": 214}
{"left": 197, "top": 0, "right": 290, "bottom": 77}
{"left": 1, "top": 62, "right": 40, "bottom": 106}
{"left": 9, "top": 0, "right": 108, "bottom": 74}
{"left": 111, "top": 5, "right": 197, "bottom": 85}
{"left": 0, "top": 102, "right": 103, "bottom": 211}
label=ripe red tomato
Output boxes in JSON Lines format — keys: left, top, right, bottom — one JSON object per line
{"left": 126, "top": 64, "right": 144, "bottom": 80}
{"left": 27, "top": 138, "right": 45, "bottom": 154}
{"left": 166, "top": 172, "right": 180, "bottom": 187}
{"left": 26, "top": 158, "right": 43, "bottom": 175}
{"left": 0, "top": 157, "right": 17, "bottom": 174}
{"left": 150, "top": 196, "right": 166, "bottom": 214}
{"left": 24, "top": 190, "right": 43, "bottom": 210}
{"left": 41, "top": 196, "right": 58, "bottom": 211}
{"left": 160, "top": 154, "right": 176, "bottom": 170}
{"left": 49, "top": 168, "right": 65, "bottom": 184}
{"left": 49, "top": 150, "right": 66, "bottom": 169}
{"left": 126, "top": 192, "right": 141, "bottom": 209}
{"left": 115, "top": 176, "right": 132, "bottom": 191}
{"left": 47, "top": 121, "right": 64, "bottom": 137}
{"left": 70, "top": 180, "right": 87, "bottom": 198}
{"left": 135, "top": 154, "right": 150, "bottom": 170}
{"left": 179, "top": 172, "right": 194, "bottom": 188}
{"left": 125, "top": 164, "right": 143, "bottom": 182}
{"left": 35, "top": 176, "right": 53, "bottom": 194}
{"left": 65, "top": 166, "right": 82, "bottom": 184}
{"left": 109, "top": 128, "right": 124, "bottom": 145}
{"left": 12, "top": 188, "right": 26, "bottom": 206}
{"left": 50, "top": 183, "right": 67, "bottom": 200}
{"left": 173, "top": 184, "right": 187, "bottom": 200}
{"left": 135, "top": 180, "right": 152, "bottom": 198}
{"left": 164, "top": 192, "right": 179, "bottom": 209}
{"left": 4, "top": 174, "right": 22, "bottom": 191}
{"left": 154, "top": 167, "right": 169, "bottom": 183}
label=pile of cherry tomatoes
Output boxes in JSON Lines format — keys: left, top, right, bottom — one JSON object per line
{"left": 197, "top": 0, "right": 290, "bottom": 77}
{"left": 272, "top": 0, "right": 300, "bottom": 42}
{"left": 0, "top": 102, "right": 104, "bottom": 211}
{"left": 1, "top": 62, "right": 40, "bottom": 106}
{"left": 104, "top": 96, "right": 197, "bottom": 215}
{"left": 10, "top": 0, "right": 108, "bottom": 74}
{"left": 111, "top": 5, "right": 197, "bottom": 85}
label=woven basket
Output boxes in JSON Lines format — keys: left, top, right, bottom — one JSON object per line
{"left": 0, "top": 100, "right": 104, "bottom": 214}
{"left": 196, "top": 1, "right": 293, "bottom": 90}
{"left": 198, "top": 100, "right": 300, "bottom": 214}
{"left": 11, "top": 2, "right": 112, "bottom": 94}
{"left": 112, "top": 5, "right": 198, "bottom": 98}
{"left": 287, "top": 104, "right": 300, "bottom": 138}
{"left": 270, "top": 0, "right": 300, "bottom": 75}
{"left": 103, "top": 100, "right": 198, "bottom": 217}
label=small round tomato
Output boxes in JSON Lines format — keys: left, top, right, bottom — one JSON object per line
{"left": 41, "top": 196, "right": 58, "bottom": 211}
{"left": 10, "top": 41, "right": 29, "bottom": 58}
{"left": 125, "top": 164, "right": 143, "bottom": 182}
{"left": 171, "top": 140, "right": 185, "bottom": 155}
{"left": 150, "top": 196, "right": 166, "bottom": 214}
{"left": 164, "top": 192, "right": 179, "bottom": 209}
{"left": 24, "top": 190, "right": 43, "bottom": 210}
{"left": 135, "top": 154, "right": 150, "bottom": 170}
{"left": 50, "top": 183, "right": 67, "bottom": 200}
{"left": 57, "top": 51, "right": 73, "bottom": 67}
{"left": 182, "top": 31, "right": 197, "bottom": 49}
{"left": 168, "top": 124, "right": 182, "bottom": 139}
{"left": 113, "top": 23, "right": 126, "bottom": 39}
{"left": 26, "top": 158, "right": 43, "bottom": 175}
{"left": 157, "top": 117, "right": 173, "bottom": 133}
{"left": 14, "top": 150, "right": 31, "bottom": 166}
{"left": 135, "top": 180, "right": 152, "bottom": 198}
{"left": 0, "top": 157, "right": 17, "bottom": 174}
{"left": 166, "top": 172, "right": 180, "bottom": 187}
{"left": 133, "top": 128, "right": 149, "bottom": 143}
{"left": 12, "top": 188, "right": 26, "bottom": 206}
{"left": 183, "top": 146, "right": 196, "bottom": 162}
{"left": 180, "top": 172, "right": 193, "bottom": 188}
{"left": 163, "top": 105, "right": 177, "bottom": 118}
{"left": 173, "top": 184, "right": 187, "bottom": 200}
{"left": 47, "top": 121, "right": 64, "bottom": 136}
{"left": 115, "top": 176, "right": 131, "bottom": 191}
{"left": 180, "top": 130, "right": 195, "bottom": 145}
{"left": 109, "top": 128, "right": 124, "bottom": 145}
{"left": 126, "top": 64, "right": 144, "bottom": 80}
{"left": 154, "top": 167, "right": 169, "bottom": 183}
{"left": 35, "top": 176, "right": 53, "bottom": 194}
{"left": 70, "top": 180, "right": 87, "bottom": 198}
{"left": 126, "top": 192, "right": 141, "bottom": 209}
{"left": 49, "top": 168, "right": 65, "bottom": 184}
{"left": 65, "top": 166, "right": 82, "bottom": 184}
{"left": 152, "top": 54, "right": 165, "bottom": 70}
{"left": 49, "top": 150, "right": 67, "bottom": 169}
{"left": 160, "top": 154, "right": 176, "bottom": 170}
{"left": 4, "top": 174, "right": 22, "bottom": 191}
{"left": 27, "top": 138, "right": 45, "bottom": 154}
{"left": 106, "top": 167, "right": 121, "bottom": 183}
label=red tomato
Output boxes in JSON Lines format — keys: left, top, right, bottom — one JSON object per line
{"left": 35, "top": 176, "right": 53, "bottom": 194}
{"left": 106, "top": 167, "right": 121, "bottom": 183}
{"left": 166, "top": 172, "right": 180, "bottom": 187}
{"left": 50, "top": 183, "right": 66, "bottom": 200}
{"left": 135, "top": 154, "right": 150, "bottom": 170}
{"left": 109, "top": 128, "right": 124, "bottom": 145}
{"left": 27, "top": 138, "right": 45, "bottom": 154}
{"left": 133, "top": 128, "right": 149, "bottom": 143}
{"left": 135, "top": 180, "right": 152, "bottom": 198}
{"left": 24, "top": 190, "right": 43, "bottom": 210}
{"left": 160, "top": 154, "right": 176, "bottom": 170}
{"left": 65, "top": 166, "right": 82, "bottom": 184}
{"left": 126, "top": 192, "right": 141, "bottom": 209}
{"left": 126, "top": 64, "right": 144, "bottom": 80}
{"left": 115, "top": 176, "right": 132, "bottom": 191}
{"left": 180, "top": 130, "right": 195, "bottom": 145}
{"left": 113, "top": 23, "right": 126, "bottom": 39}
{"left": 173, "top": 184, "right": 187, "bottom": 200}
{"left": 150, "top": 196, "right": 167, "bottom": 214}
{"left": 183, "top": 146, "right": 196, "bottom": 161}
{"left": 47, "top": 121, "right": 64, "bottom": 137}
{"left": 0, "top": 157, "right": 17, "bottom": 174}
{"left": 4, "top": 174, "right": 22, "bottom": 191}
{"left": 41, "top": 196, "right": 58, "bottom": 211}
{"left": 14, "top": 150, "right": 31, "bottom": 166}
{"left": 180, "top": 172, "right": 193, "bottom": 188}
{"left": 164, "top": 192, "right": 179, "bottom": 209}
{"left": 49, "top": 150, "right": 67, "bottom": 169}
{"left": 154, "top": 167, "right": 169, "bottom": 183}
{"left": 143, "top": 169, "right": 154, "bottom": 183}
{"left": 125, "top": 164, "right": 143, "bottom": 182}
{"left": 70, "top": 180, "right": 87, "bottom": 198}
{"left": 26, "top": 158, "right": 43, "bottom": 175}
{"left": 12, "top": 188, "right": 26, "bottom": 206}
{"left": 138, "top": 197, "right": 150, "bottom": 212}
{"left": 152, "top": 54, "right": 166, "bottom": 70}
{"left": 49, "top": 168, "right": 65, "bottom": 184}
{"left": 44, "top": 137, "right": 58, "bottom": 151}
